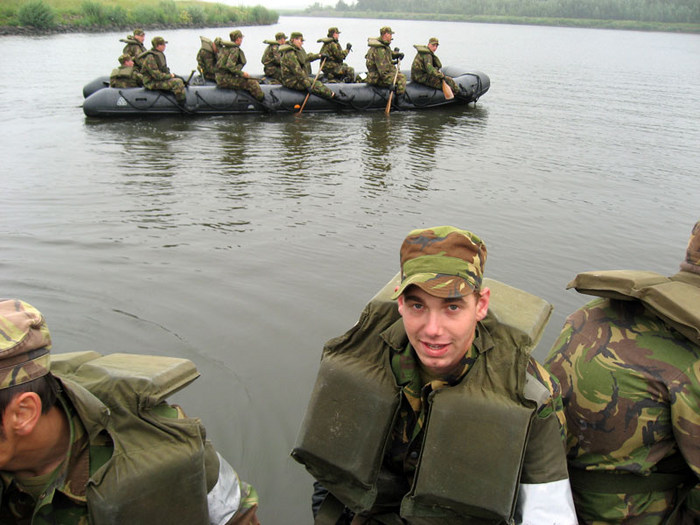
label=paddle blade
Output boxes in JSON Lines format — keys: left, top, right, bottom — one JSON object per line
{"left": 385, "top": 92, "right": 394, "bottom": 115}
{"left": 442, "top": 80, "right": 454, "bottom": 100}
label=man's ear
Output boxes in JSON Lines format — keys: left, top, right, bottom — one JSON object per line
{"left": 397, "top": 294, "right": 405, "bottom": 316}
{"left": 475, "top": 287, "right": 491, "bottom": 321}
{"left": 8, "top": 392, "right": 42, "bottom": 436}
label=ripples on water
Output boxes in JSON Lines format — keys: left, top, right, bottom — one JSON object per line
{"left": 2, "top": 17, "right": 699, "bottom": 523}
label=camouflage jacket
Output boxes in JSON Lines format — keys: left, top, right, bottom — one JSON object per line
{"left": 121, "top": 36, "right": 146, "bottom": 61}
{"left": 216, "top": 42, "right": 247, "bottom": 78}
{"left": 0, "top": 377, "right": 258, "bottom": 524}
{"left": 411, "top": 45, "right": 444, "bottom": 85}
{"left": 197, "top": 48, "right": 217, "bottom": 81}
{"left": 109, "top": 65, "right": 143, "bottom": 88}
{"left": 387, "top": 323, "right": 568, "bottom": 477}
{"left": 280, "top": 44, "right": 319, "bottom": 90}
{"left": 139, "top": 49, "right": 171, "bottom": 86}
{"left": 318, "top": 38, "right": 348, "bottom": 75}
{"left": 546, "top": 292, "right": 700, "bottom": 524}
{"left": 365, "top": 38, "right": 399, "bottom": 84}
{"left": 261, "top": 41, "right": 282, "bottom": 76}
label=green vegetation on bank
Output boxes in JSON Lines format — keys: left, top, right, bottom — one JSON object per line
{"left": 304, "top": 0, "right": 699, "bottom": 33}
{"left": 1, "top": 0, "right": 278, "bottom": 31}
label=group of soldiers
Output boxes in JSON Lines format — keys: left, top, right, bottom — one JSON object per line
{"left": 109, "top": 26, "right": 460, "bottom": 106}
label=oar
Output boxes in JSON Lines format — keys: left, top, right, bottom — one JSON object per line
{"left": 385, "top": 58, "right": 401, "bottom": 115}
{"left": 442, "top": 79, "right": 454, "bottom": 100}
{"left": 297, "top": 57, "right": 327, "bottom": 115}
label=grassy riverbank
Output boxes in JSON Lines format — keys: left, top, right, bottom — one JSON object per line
{"left": 0, "top": 0, "right": 278, "bottom": 34}
{"left": 298, "top": 8, "right": 699, "bottom": 34}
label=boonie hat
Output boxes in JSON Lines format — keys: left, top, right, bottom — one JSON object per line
{"left": 151, "top": 36, "right": 167, "bottom": 47}
{"left": 275, "top": 32, "right": 287, "bottom": 40}
{"left": 290, "top": 31, "right": 304, "bottom": 41}
{"left": 230, "top": 29, "right": 243, "bottom": 41}
{"left": 391, "top": 226, "right": 487, "bottom": 299}
{"left": 428, "top": 37, "right": 439, "bottom": 45}
{"left": 118, "top": 54, "right": 133, "bottom": 65}
{"left": 0, "top": 299, "right": 52, "bottom": 390}
{"left": 133, "top": 28, "right": 145, "bottom": 36}
{"left": 380, "top": 26, "right": 394, "bottom": 35}
{"left": 328, "top": 27, "right": 340, "bottom": 36}
{"left": 680, "top": 220, "right": 700, "bottom": 275}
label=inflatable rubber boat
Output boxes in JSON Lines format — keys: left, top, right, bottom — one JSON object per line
{"left": 82, "top": 67, "right": 489, "bottom": 117}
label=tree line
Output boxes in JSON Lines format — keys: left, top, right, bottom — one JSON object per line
{"left": 329, "top": 0, "right": 698, "bottom": 24}
{"left": 2, "top": 0, "right": 278, "bottom": 31}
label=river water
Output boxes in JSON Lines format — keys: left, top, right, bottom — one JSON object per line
{"left": 1, "top": 15, "right": 699, "bottom": 523}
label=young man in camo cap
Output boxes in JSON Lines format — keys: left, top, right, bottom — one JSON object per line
{"left": 546, "top": 220, "right": 700, "bottom": 524}
{"left": 295, "top": 226, "right": 577, "bottom": 524}
{"left": 0, "top": 299, "right": 260, "bottom": 524}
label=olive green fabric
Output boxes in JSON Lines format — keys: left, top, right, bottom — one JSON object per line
{"left": 569, "top": 270, "right": 700, "bottom": 345}
{"left": 293, "top": 276, "right": 559, "bottom": 523}
{"left": 52, "top": 352, "right": 211, "bottom": 523}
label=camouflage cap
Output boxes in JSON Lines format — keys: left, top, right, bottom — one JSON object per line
{"left": 118, "top": 53, "right": 133, "bottom": 65}
{"left": 151, "top": 36, "right": 167, "bottom": 47}
{"left": 328, "top": 27, "right": 340, "bottom": 36}
{"left": 0, "top": 299, "right": 51, "bottom": 390}
{"left": 133, "top": 28, "right": 144, "bottom": 36}
{"left": 428, "top": 37, "right": 439, "bottom": 45}
{"left": 391, "top": 226, "right": 487, "bottom": 299}
{"left": 275, "top": 32, "right": 287, "bottom": 40}
{"left": 290, "top": 31, "right": 304, "bottom": 41}
{"left": 380, "top": 26, "right": 394, "bottom": 35}
{"left": 230, "top": 29, "right": 243, "bottom": 41}
{"left": 680, "top": 220, "right": 700, "bottom": 275}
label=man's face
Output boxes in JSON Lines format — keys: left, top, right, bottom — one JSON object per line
{"left": 156, "top": 43, "right": 166, "bottom": 52}
{"left": 292, "top": 37, "right": 303, "bottom": 48}
{"left": 398, "top": 285, "right": 490, "bottom": 376}
{"left": 135, "top": 34, "right": 145, "bottom": 43}
{"left": 428, "top": 42, "right": 438, "bottom": 53}
{"left": 333, "top": 31, "right": 339, "bottom": 40}
{"left": 277, "top": 37, "right": 286, "bottom": 45}
{"left": 235, "top": 36, "right": 243, "bottom": 45}
{"left": 381, "top": 32, "right": 393, "bottom": 43}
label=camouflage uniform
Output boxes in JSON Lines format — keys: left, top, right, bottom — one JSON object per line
{"left": 215, "top": 41, "right": 264, "bottom": 101}
{"left": 280, "top": 38, "right": 334, "bottom": 100}
{"left": 365, "top": 30, "right": 406, "bottom": 95}
{"left": 261, "top": 36, "right": 284, "bottom": 83}
{"left": 318, "top": 28, "right": 354, "bottom": 82}
{"left": 120, "top": 30, "right": 146, "bottom": 70}
{"left": 305, "top": 227, "right": 577, "bottom": 524}
{"left": 0, "top": 299, "right": 260, "bottom": 524}
{"left": 411, "top": 42, "right": 458, "bottom": 93}
{"left": 197, "top": 36, "right": 218, "bottom": 81}
{"left": 109, "top": 54, "right": 143, "bottom": 88}
{"left": 545, "top": 221, "right": 700, "bottom": 524}
{"left": 140, "top": 45, "right": 186, "bottom": 103}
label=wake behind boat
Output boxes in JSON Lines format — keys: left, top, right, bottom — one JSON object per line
{"left": 82, "top": 67, "right": 489, "bottom": 117}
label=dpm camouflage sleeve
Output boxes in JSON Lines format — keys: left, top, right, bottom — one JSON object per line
{"left": 281, "top": 50, "right": 310, "bottom": 91}
{"left": 546, "top": 297, "right": 700, "bottom": 522}
{"left": 140, "top": 53, "right": 170, "bottom": 84}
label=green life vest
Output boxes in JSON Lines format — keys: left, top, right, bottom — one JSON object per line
{"left": 568, "top": 270, "right": 700, "bottom": 346}
{"left": 110, "top": 66, "right": 134, "bottom": 79}
{"left": 51, "top": 351, "right": 212, "bottom": 524}
{"left": 292, "top": 276, "right": 554, "bottom": 524}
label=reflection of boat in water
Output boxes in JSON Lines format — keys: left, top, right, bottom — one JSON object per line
{"left": 82, "top": 67, "right": 490, "bottom": 117}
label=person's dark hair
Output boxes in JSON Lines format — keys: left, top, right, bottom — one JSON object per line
{"left": 0, "top": 372, "right": 61, "bottom": 429}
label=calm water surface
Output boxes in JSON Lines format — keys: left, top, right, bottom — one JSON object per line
{"left": 1, "top": 16, "right": 699, "bottom": 523}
